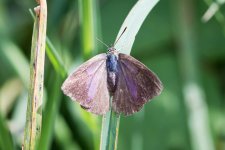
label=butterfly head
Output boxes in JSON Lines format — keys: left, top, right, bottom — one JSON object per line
{"left": 107, "top": 47, "right": 118, "bottom": 55}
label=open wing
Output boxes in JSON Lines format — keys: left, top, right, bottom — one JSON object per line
{"left": 112, "top": 53, "right": 163, "bottom": 115}
{"left": 61, "top": 54, "right": 109, "bottom": 115}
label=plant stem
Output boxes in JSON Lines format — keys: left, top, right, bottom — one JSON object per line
{"left": 29, "top": 10, "right": 67, "bottom": 78}
{"left": 100, "top": 0, "right": 159, "bottom": 149}
{"left": 23, "top": 0, "right": 47, "bottom": 149}
{"left": 173, "top": 0, "right": 215, "bottom": 150}
{"left": 100, "top": 97, "right": 120, "bottom": 150}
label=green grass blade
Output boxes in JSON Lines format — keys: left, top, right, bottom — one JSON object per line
{"left": 79, "top": 0, "right": 96, "bottom": 59}
{"left": 115, "top": 0, "right": 159, "bottom": 54}
{"left": 23, "top": 1, "right": 47, "bottom": 149}
{"left": 46, "top": 38, "right": 67, "bottom": 78}
{"left": 174, "top": 1, "right": 215, "bottom": 150}
{"left": 0, "top": 113, "right": 14, "bottom": 150}
{"left": 202, "top": 0, "right": 225, "bottom": 33}
{"left": 100, "top": 97, "right": 120, "bottom": 150}
{"left": 0, "top": 41, "right": 29, "bottom": 88}
{"left": 55, "top": 116, "right": 81, "bottom": 150}
{"left": 100, "top": 0, "right": 159, "bottom": 149}
{"left": 29, "top": 9, "right": 67, "bottom": 78}
{"left": 31, "top": 2, "right": 100, "bottom": 149}
{"left": 37, "top": 73, "right": 63, "bottom": 150}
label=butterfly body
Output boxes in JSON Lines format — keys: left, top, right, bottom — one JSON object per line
{"left": 62, "top": 47, "right": 163, "bottom": 116}
{"left": 106, "top": 48, "right": 119, "bottom": 94}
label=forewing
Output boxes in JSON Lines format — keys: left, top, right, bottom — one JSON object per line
{"left": 112, "top": 53, "right": 163, "bottom": 115}
{"left": 61, "top": 53, "right": 109, "bottom": 115}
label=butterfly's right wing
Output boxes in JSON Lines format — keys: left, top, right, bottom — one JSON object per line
{"left": 112, "top": 53, "right": 163, "bottom": 116}
{"left": 61, "top": 54, "right": 109, "bottom": 115}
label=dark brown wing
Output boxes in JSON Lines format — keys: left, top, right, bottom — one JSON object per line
{"left": 112, "top": 53, "right": 163, "bottom": 116}
{"left": 61, "top": 54, "right": 109, "bottom": 115}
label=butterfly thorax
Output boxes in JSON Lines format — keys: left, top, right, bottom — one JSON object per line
{"left": 106, "top": 47, "right": 118, "bottom": 94}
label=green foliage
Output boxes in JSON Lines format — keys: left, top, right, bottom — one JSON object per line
{"left": 0, "top": 0, "right": 225, "bottom": 150}
{"left": 101, "top": 108, "right": 120, "bottom": 150}
{"left": 0, "top": 114, "right": 14, "bottom": 150}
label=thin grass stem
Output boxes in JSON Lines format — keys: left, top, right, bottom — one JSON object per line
{"left": 23, "top": 0, "right": 47, "bottom": 149}
{"left": 100, "top": 0, "right": 159, "bottom": 149}
{"left": 100, "top": 97, "right": 120, "bottom": 150}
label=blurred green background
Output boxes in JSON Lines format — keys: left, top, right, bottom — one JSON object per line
{"left": 0, "top": 0, "right": 225, "bottom": 150}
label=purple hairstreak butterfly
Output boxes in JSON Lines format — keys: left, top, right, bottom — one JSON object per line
{"left": 61, "top": 27, "right": 163, "bottom": 116}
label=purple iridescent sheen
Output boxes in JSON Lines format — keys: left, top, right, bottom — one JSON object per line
{"left": 61, "top": 47, "right": 163, "bottom": 116}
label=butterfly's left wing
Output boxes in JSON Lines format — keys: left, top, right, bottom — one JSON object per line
{"left": 61, "top": 54, "right": 109, "bottom": 115}
{"left": 112, "top": 53, "right": 163, "bottom": 115}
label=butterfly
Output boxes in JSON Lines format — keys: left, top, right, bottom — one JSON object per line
{"left": 61, "top": 29, "right": 163, "bottom": 116}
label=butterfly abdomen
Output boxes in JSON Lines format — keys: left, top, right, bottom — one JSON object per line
{"left": 106, "top": 54, "right": 118, "bottom": 94}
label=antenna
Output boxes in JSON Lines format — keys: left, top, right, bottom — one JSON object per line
{"left": 96, "top": 38, "right": 109, "bottom": 48}
{"left": 114, "top": 27, "right": 127, "bottom": 46}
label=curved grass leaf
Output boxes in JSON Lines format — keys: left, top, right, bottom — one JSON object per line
{"left": 114, "top": 0, "right": 159, "bottom": 54}
{"left": 46, "top": 38, "right": 67, "bottom": 78}
{"left": 29, "top": 9, "right": 67, "bottom": 79}
{"left": 100, "top": 0, "right": 159, "bottom": 150}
